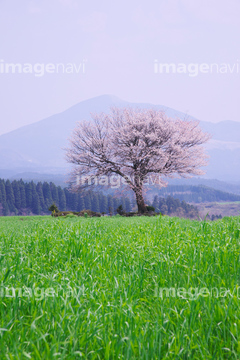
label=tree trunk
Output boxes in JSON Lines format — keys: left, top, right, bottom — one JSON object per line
{"left": 134, "top": 187, "right": 147, "bottom": 214}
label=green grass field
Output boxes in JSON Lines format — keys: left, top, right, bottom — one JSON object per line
{"left": 0, "top": 215, "right": 240, "bottom": 359}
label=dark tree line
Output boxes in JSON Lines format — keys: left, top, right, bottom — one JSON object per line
{"left": 0, "top": 179, "right": 132, "bottom": 216}
{"left": 0, "top": 178, "right": 200, "bottom": 218}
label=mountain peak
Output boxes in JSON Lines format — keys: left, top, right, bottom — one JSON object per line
{"left": 0, "top": 96, "right": 239, "bottom": 181}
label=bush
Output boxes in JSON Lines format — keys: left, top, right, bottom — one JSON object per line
{"left": 122, "top": 211, "right": 157, "bottom": 217}
{"left": 78, "top": 209, "right": 101, "bottom": 218}
{"left": 50, "top": 209, "right": 101, "bottom": 218}
{"left": 146, "top": 205, "right": 155, "bottom": 212}
{"left": 53, "top": 211, "right": 72, "bottom": 217}
{"left": 124, "top": 212, "right": 138, "bottom": 217}
{"left": 48, "top": 203, "right": 59, "bottom": 215}
{"left": 116, "top": 205, "right": 125, "bottom": 215}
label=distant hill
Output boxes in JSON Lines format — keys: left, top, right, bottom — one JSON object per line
{"left": 0, "top": 94, "right": 240, "bottom": 181}
{"left": 149, "top": 185, "right": 240, "bottom": 203}
{"left": 166, "top": 178, "right": 240, "bottom": 195}
{"left": 4, "top": 171, "right": 240, "bottom": 198}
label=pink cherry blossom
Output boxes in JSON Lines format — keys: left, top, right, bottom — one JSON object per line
{"left": 66, "top": 107, "right": 210, "bottom": 213}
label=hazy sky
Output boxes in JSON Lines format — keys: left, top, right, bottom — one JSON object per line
{"left": 0, "top": 0, "right": 239, "bottom": 135}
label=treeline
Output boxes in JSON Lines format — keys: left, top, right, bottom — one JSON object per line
{"left": 155, "top": 185, "right": 240, "bottom": 203}
{"left": 151, "top": 195, "right": 199, "bottom": 218}
{"left": 0, "top": 178, "right": 199, "bottom": 218}
{"left": 0, "top": 179, "right": 132, "bottom": 216}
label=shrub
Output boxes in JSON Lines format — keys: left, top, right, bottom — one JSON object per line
{"left": 78, "top": 209, "right": 101, "bottom": 218}
{"left": 116, "top": 205, "right": 125, "bottom": 215}
{"left": 53, "top": 211, "right": 72, "bottom": 217}
{"left": 146, "top": 205, "right": 155, "bottom": 212}
{"left": 48, "top": 203, "right": 59, "bottom": 215}
{"left": 124, "top": 212, "right": 137, "bottom": 217}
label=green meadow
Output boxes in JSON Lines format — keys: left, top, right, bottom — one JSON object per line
{"left": 0, "top": 215, "right": 240, "bottom": 359}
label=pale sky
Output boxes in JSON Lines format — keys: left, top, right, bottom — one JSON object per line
{"left": 0, "top": 0, "right": 239, "bottom": 135}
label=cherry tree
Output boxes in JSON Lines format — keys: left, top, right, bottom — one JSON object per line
{"left": 66, "top": 107, "right": 210, "bottom": 213}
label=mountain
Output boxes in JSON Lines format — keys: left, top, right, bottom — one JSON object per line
{"left": 0, "top": 94, "right": 240, "bottom": 182}
{"left": 0, "top": 95, "right": 126, "bottom": 170}
{"left": 166, "top": 178, "right": 240, "bottom": 195}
